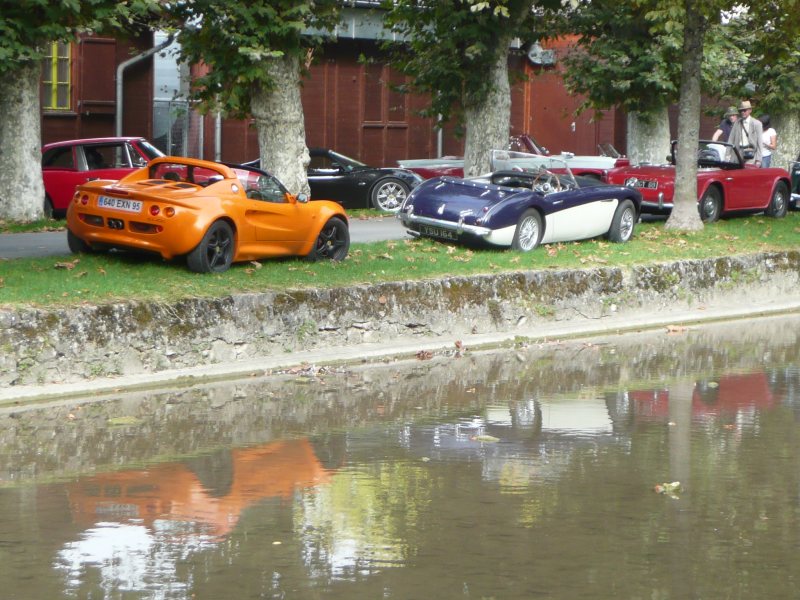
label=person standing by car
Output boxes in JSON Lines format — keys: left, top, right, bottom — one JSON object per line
{"left": 758, "top": 114, "right": 777, "bottom": 168}
{"left": 728, "top": 100, "right": 763, "bottom": 165}
{"left": 711, "top": 106, "right": 738, "bottom": 142}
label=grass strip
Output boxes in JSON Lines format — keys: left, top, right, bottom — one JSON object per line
{"left": 1, "top": 213, "right": 798, "bottom": 308}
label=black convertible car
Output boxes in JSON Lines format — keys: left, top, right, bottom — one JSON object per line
{"left": 247, "top": 148, "right": 423, "bottom": 212}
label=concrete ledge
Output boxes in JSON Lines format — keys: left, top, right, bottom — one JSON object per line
{"left": 1, "top": 251, "right": 799, "bottom": 401}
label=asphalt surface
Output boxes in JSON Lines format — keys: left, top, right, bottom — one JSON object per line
{"left": 0, "top": 217, "right": 410, "bottom": 260}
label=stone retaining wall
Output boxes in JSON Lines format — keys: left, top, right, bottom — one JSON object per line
{"left": 1, "top": 251, "right": 799, "bottom": 387}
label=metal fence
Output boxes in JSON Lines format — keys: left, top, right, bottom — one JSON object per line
{"left": 153, "top": 100, "right": 205, "bottom": 158}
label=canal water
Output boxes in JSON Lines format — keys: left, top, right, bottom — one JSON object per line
{"left": 0, "top": 315, "right": 799, "bottom": 599}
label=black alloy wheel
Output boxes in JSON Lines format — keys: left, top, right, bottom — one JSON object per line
{"left": 306, "top": 217, "right": 350, "bottom": 261}
{"left": 187, "top": 220, "right": 235, "bottom": 273}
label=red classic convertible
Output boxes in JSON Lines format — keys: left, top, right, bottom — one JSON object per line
{"left": 605, "top": 140, "right": 791, "bottom": 222}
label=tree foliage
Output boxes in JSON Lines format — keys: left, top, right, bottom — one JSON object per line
{"left": 0, "top": 0, "right": 160, "bottom": 73}
{"left": 722, "top": 2, "right": 800, "bottom": 113}
{"left": 558, "top": 0, "right": 749, "bottom": 118}
{"left": 169, "top": 1, "right": 340, "bottom": 118}
{"left": 557, "top": 0, "right": 682, "bottom": 118}
{"left": 381, "top": 0, "right": 555, "bottom": 127}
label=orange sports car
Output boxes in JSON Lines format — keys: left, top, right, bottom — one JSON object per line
{"left": 66, "top": 157, "right": 350, "bottom": 272}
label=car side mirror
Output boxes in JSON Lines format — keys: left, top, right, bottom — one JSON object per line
{"left": 666, "top": 155, "right": 674, "bottom": 165}
{"left": 296, "top": 192, "right": 309, "bottom": 203}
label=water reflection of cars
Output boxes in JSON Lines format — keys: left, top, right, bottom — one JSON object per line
{"left": 42, "top": 136, "right": 164, "bottom": 218}
{"left": 57, "top": 439, "right": 330, "bottom": 589}
{"left": 398, "top": 150, "right": 641, "bottom": 251}
{"left": 606, "top": 372, "right": 776, "bottom": 428}
{"left": 65, "top": 438, "right": 329, "bottom": 538}
{"left": 246, "top": 148, "right": 424, "bottom": 213}
{"left": 398, "top": 133, "right": 630, "bottom": 180}
{"left": 397, "top": 398, "right": 615, "bottom": 484}
{"left": 65, "top": 157, "right": 350, "bottom": 273}
{"left": 605, "top": 140, "right": 792, "bottom": 222}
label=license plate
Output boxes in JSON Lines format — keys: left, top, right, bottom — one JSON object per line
{"left": 97, "top": 195, "right": 143, "bottom": 213}
{"left": 625, "top": 178, "right": 658, "bottom": 189}
{"left": 420, "top": 224, "right": 458, "bottom": 240}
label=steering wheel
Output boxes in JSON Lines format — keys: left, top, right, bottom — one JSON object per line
{"left": 532, "top": 169, "right": 561, "bottom": 193}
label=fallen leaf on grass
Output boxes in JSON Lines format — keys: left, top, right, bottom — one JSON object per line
{"left": 666, "top": 324, "right": 688, "bottom": 334}
{"left": 54, "top": 259, "right": 80, "bottom": 270}
{"left": 250, "top": 261, "right": 262, "bottom": 269}
{"left": 416, "top": 350, "right": 433, "bottom": 360}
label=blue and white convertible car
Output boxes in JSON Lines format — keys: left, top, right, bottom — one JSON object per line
{"left": 398, "top": 151, "right": 642, "bottom": 252}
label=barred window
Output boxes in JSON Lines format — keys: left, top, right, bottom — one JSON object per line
{"left": 42, "top": 42, "right": 71, "bottom": 110}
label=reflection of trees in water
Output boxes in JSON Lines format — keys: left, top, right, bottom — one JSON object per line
{"left": 184, "top": 449, "right": 234, "bottom": 498}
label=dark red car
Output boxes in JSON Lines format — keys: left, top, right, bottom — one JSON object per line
{"left": 605, "top": 140, "right": 791, "bottom": 222}
{"left": 42, "top": 137, "right": 163, "bottom": 217}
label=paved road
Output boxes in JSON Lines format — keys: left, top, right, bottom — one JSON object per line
{"left": 0, "top": 217, "right": 410, "bottom": 260}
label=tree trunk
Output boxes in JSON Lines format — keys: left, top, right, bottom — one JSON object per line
{"left": 626, "top": 108, "right": 671, "bottom": 166}
{"left": 250, "top": 54, "right": 310, "bottom": 196}
{"left": 0, "top": 62, "right": 44, "bottom": 222}
{"left": 462, "top": 41, "right": 511, "bottom": 177}
{"left": 772, "top": 112, "right": 800, "bottom": 170}
{"left": 665, "top": 0, "right": 705, "bottom": 232}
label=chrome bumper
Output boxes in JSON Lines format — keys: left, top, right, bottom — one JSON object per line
{"left": 399, "top": 213, "right": 491, "bottom": 237}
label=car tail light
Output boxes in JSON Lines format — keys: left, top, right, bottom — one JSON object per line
{"left": 164, "top": 207, "right": 175, "bottom": 217}
{"left": 150, "top": 205, "right": 160, "bottom": 216}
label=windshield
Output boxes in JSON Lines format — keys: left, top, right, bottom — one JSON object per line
{"left": 322, "top": 150, "right": 365, "bottom": 169}
{"left": 138, "top": 140, "right": 165, "bottom": 160}
{"left": 490, "top": 150, "right": 577, "bottom": 189}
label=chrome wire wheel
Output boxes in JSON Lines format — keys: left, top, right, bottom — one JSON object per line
{"left": 619, "top": 206, "right": 634, "bottom": 241}
{"left": 511, "top": 209, "right": 542, "bottom": 252}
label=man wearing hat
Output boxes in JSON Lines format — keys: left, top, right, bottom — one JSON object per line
{"left": 711, "top": 106, "right": 738, "bottom": 142}
{"left": 728, "top": 100, "right": 763, "bottom": 165}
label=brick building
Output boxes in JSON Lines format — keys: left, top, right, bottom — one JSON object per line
{"left": 39, "top": 5, "right": 721, "bottom": 168}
